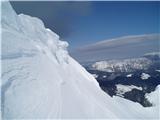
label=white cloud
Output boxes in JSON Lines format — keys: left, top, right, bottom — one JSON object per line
{"left": 71, "top": 34, "right": 160, "bottom": 62}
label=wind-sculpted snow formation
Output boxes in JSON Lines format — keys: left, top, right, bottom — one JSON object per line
{"left": 1, "top": 2, "right": 159, "bottom": 119}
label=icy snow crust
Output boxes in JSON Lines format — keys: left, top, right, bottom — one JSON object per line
{"left": 1, "top": 2, "right": 159, "bottom": 119}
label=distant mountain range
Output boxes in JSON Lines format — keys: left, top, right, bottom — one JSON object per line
{"left": 92, "top": 57, "right": 151, "bottom": 72}
{"left": 91, "top": 52, "right": 160, "bottom": 73}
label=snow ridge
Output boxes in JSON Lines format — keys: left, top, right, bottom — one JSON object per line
{"left": 1, "top": 2, "right": 117, "bottom": 118}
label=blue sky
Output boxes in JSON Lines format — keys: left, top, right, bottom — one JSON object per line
{"left": 11, "top": 1, "right": 159, "bottom": 50}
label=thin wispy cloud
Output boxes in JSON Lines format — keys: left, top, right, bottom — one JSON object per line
{"left": 71, "top": 34, "right": 160, "bottom": 62}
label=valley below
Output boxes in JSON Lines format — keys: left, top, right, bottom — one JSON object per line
{"left": 84, "top": 53, "right": 160, "bottom": 107}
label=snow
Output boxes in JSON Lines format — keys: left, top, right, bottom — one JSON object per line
{"left": 126, "top": 74, "right": 132, "bottom": 77}
{"left": 103, "top": 75, "right": 107, "bottom": 78}
{"left": 113, "top": 96, "right": 160, "bottom": 119}
{"left": 141, "top": 73, "right": 150, "bottom": 80}
{"left": 144, "top": 85, "right": 160, "bottom": 118}
{"left": 1, "top": 1, "right": 159, "bottom": 119}
{"left": 92, "top": 58, "right": 151, "bottom": 72}
{"left": 156, "top": 70, "right": 160, "bottom": 72}
{"left": 92, "top": 74, "right": 98, "bottom": 78}
{"left": 116, "top": 84, "right": 142, "bottom": 95}
{"left": 145, "top": 85, "right": 160, "bottom": 106}
{"left": 1, "top": 2, "right": 117, "bottom": 118}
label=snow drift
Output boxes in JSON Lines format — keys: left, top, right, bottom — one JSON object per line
{"left": 1, "top": 2, "right": 159, "bottom": 119}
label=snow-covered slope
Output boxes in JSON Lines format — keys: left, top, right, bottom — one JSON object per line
{"left": 1, "top": 2, "right": 159, "bottom": 119}
{"left": 145, "top": 85, "right": 160, "bottom": 106}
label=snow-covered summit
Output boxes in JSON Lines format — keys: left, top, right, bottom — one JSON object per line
{"left": 1, "top": 2, "right": 159, "bottom": 119}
